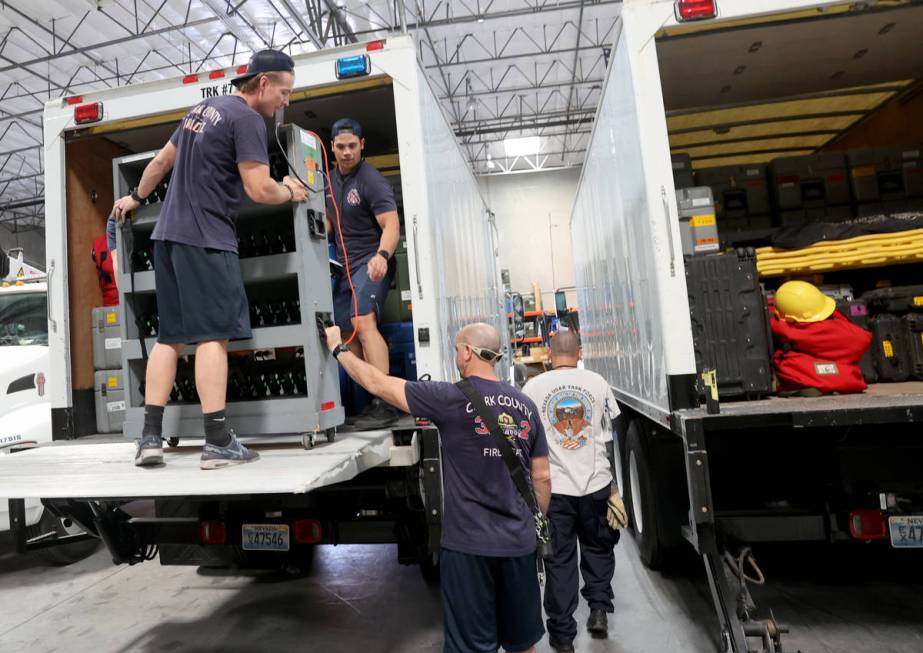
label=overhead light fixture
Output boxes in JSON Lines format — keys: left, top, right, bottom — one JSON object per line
{"left": 503, "top": 136, "right": 540, "bottom": 158}
{"left": 487, "top": 152, "right": 495, "bottom": 169}
{"left": 477, "top": 16, "right": 485, "bottom": 23}
{"left": 467, "top": 96, "right": 477, "bottom": 112}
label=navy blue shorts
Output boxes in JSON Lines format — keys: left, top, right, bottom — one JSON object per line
{"left": 152, "top": 240, "right": 251, "bottom": 345}
{"left": 332, "top": 254, "right": 394, "bottom": 331}
{"left": 440, "top": 548, "right": 544, "bottom": 653}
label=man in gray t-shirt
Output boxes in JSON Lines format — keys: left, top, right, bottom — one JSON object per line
{"left": 522, "top": 330, "right": 622, "bottom": 652}
{"left": 111, "top": 49, "right": 308, "bottom": 470}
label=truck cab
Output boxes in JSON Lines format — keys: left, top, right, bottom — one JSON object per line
{"left": 0, "top": 250, "right": 51, "bottom": 531}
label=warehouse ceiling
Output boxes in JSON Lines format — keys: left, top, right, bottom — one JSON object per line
{"left": 0, "top": 0, "right": 621, "bottom": 231}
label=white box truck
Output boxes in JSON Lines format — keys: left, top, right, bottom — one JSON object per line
{"left": 571, "top": 1, "right": 923, "bottom": 651}
{"left": 0, "top": 36, "right": 506, "bottom": 577}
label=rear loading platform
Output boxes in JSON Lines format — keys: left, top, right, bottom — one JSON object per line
{"left": 3, "top": 419, "right": 444, "bottom": 574}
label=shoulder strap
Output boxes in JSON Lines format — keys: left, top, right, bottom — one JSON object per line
{"left": 456, "top": 378, "right": 539, "bottom": 516}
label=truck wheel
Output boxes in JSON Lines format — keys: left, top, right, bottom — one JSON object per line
{"left": 26, "top": 509, "right": 100, "bottom": 566}
{"left": 626, "top": 422, "right": 672, "bottom": 569}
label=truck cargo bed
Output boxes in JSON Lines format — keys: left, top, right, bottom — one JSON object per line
{"left": 0, "top": 427, "right": 405, "bottom": 501}
{"left": 678, "top": 382, "right": 923, "bottom": 429}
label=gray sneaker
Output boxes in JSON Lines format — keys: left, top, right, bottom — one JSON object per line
{"left": 134, "top": 435, "right": 164, "bottom": 467}
{"left": 200, "top": 430, "right": 260, "bottom": 470}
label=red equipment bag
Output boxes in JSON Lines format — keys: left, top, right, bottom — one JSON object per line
{"left": 771, "top": 310, "right": 872, "bottom": 394}
{"left": 91, "top": 234, "right": 119, "bottom": 307}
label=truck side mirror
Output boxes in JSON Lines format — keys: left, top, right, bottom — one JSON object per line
{"left": 554, "top": 290, "right": 568, "bottom": 316}
{"left": 511, "top": 292, "right": 525, "bottom": 340}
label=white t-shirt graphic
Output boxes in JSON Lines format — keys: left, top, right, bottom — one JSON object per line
{"left": 523, "top": 367, "right": 619, "bottom": 497}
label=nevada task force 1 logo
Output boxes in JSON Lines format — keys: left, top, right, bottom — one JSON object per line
{"left": 545, "top": 387, "right": 592, "bottom": 450}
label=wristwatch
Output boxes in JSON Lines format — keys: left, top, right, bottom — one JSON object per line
{"left": 332, "top": 344, "right": 350, "bottom": 360}
{"left": 377, "top": 249, "right": 390, "bottom": 261}
{"left": 130, "top": 189, "right": 146, "bottom": 203}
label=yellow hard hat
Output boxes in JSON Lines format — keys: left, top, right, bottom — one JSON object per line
{"left": 775, "top": 280, "right": 836, "bottom": 323}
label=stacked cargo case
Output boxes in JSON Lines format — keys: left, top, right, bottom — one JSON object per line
{"left": 91, "top": 306, "right": 126, "bottom": 433}
{"left": 694, "top": 165, "right": 773, "bottom": 246}
{"left": 114, "top": 125, "right": 344, "bottom": 440}
{"left": 860, "top": 285, "right": 923, "bottom": 382}
{"left": 685, "top": 249, "right": 774, "bottom": 399}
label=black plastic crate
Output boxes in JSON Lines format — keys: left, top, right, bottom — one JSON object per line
{"left": 902, "top": 314, "right": 923, "bottom": 380}
{"left": 770, "top": 153, "right": 851, "bottom": 210}
{"left": 836, "top": 299, "right": 878, "bottom": 383}
{"left": 695, "top": 164, "right": 771, "bottom": 219}
{"left": 847, "top": 145, "right": 923, "bottom": 203}
{"left": 686, "top": 249, "right": 773, "bottom": 399}
{"left": 861, "top": 285, "right": 923, "bottom": 314}
{"left": 869, "top": 314, "right": 911, "bottom": 382}
{"left": 672, "top": 153, "right": 695, "bottom": 189}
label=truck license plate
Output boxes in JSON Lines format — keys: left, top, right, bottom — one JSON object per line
{"left": 241, "top": 524, "right": 289, "bottom": 551}
{"left": 888, "top": 516, "right": 923, "bottom": 548}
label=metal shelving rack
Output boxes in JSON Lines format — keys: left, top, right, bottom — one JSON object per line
{"left": 113, "top": 125, "right": 344, "bottom": 447}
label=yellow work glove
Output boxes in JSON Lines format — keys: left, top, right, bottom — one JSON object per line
{"left": 606, "top": 483, "right": 628, "bottom": 530}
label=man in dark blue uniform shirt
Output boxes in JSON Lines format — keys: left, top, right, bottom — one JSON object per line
{"left": 112, "top": 49, "right": 308, "bottom": 469}
{"left": 324, "top": 321, "right": 552, "bottom": 653}
{"left": 326, "top": 118, "right": 401, "bottom": 428}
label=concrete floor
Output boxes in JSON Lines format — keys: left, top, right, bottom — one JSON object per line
{"left": 0, "top": 529, "right": 921, "bottom": 653}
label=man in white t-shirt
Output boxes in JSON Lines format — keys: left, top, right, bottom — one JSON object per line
{"left": 523, "top": 329, "right": 620, "bottom": 653}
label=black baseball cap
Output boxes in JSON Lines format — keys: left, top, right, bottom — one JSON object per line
{"left": 331, "top": 118, "right": 363, "bottom": 139}
{"left": 231, "top": 49, "right": 296, "bottom": 87}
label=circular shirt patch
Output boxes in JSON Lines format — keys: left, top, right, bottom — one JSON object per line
{"left": 546, "top": 388, "right": 592, "bottom": 450}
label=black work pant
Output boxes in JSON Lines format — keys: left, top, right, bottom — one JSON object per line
{"left": 544, "top": 485, "right": 619, "bottom": 643}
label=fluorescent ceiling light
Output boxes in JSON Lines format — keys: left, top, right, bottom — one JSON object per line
{"left": 503, "top": 136, "right": 540, "bottom": 158}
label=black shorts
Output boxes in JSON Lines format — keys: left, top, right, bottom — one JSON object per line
{"left": 152, "top": 240, "right": 251, "bottom": 345}
{"left": 332, "top": 255, "right": 395, "bottom": 331}
{"left": 440, "top": 548, "right": 544, "bottom": 653}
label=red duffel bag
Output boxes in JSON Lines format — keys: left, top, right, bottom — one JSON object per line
{"left": 773, "top": 349, "right": 868, "bottom": 394}
{"left": 771, "top": 311, "right": 872, "bottom": 363}
{"left": 771, "top": 311, "right": 872, "bottom": 394}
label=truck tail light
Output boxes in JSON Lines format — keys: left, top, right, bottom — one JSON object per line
{"left": 677, "top": 0, "right": 717, "bottom": 21}
{"left": 849, "top": 509, "right": 886, "bottom": 540}
{"left": 200, "top": 520, "right": 227, "bottom": 544}
{"left": 294, "top": 519, "right": 323, "bottom": 544}
{"left": 74, "top": 102, "right": 103, "bottom": 124}
{"left": 366, "top": 40, "right": 386, "bottom": 51}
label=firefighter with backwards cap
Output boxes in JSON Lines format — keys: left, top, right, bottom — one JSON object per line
{"left": 326, "top": 118, "right": 402, "bottom": 429}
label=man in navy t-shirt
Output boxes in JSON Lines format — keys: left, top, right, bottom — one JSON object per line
{"left": 111, "top": 49, "right": 308, "bottom": 469}
{"left": 325, "top": 118, "right": 401, "bottom": 429}
{"left": 323, "top": 321, "right": 552, "bottom": 653}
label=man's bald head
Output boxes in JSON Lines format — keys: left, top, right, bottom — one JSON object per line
{"left": 457, "top": 322, "right": 501, "bottom": 353}
{"left": 550, "top": 329, "right": 580, "bottom": 357}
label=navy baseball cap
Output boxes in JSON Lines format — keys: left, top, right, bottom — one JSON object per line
{"left": 331, "top": 118, "right": 363, "bottom": 139}
{"left": 231, "top": 49, "right": 295, "bottom": 87}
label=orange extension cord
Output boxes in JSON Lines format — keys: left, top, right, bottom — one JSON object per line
{"left": 308, "top": 130, "right": 359, "bottom": 347}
